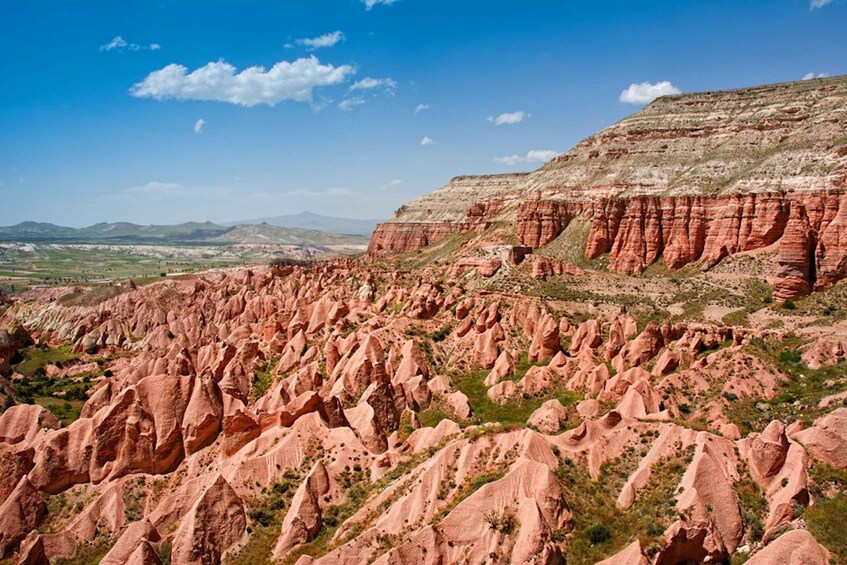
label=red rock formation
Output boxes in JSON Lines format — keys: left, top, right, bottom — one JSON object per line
{"left": 746, "top": 530, "right": 830, "bottom": 565}
{"left": 272, "top": 461, "right": 330, "bottom": 560}
{"left": 0, "top": 476, "right": 46, "bottom": 557}
{"left": 775, "top": 201, "right": 816, "bottom": 299}
{"left": 170, "top": 475, "right": 246, "bottom": 564}
{"left": 373, "top": 187, "right": 847, "bottom": 300}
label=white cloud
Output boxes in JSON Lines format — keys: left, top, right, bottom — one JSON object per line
{"left": 100, "top": 36, "right": 127, "bottom": 51}
{"left": 363, "top": 0, "right": 397, "bottom": 9}
{"left": 124, "top": 181, "right": 183, "bottom": 196}
{"left": 295, "top": 31, "right": 345, "bottom": 50}
{"left": 803, "top": 72, "right": 830, "bottom": 80}
{"left": 379, "top": 179, "right": 403, "bottom": 190}
{"left": 194, "top": 118, "right": 205, "bottom": 133}
{"left": 414, "top": 103, "right": 432, "bottom": 114}
{"left": 488, "top": 111, "right": 528, "bottom": 125}
{"left": 420, "top": 136, "right": 435, "bottom": 146}
{"left": 100, "top": 36, "right": 160, "bottom": 52}
{"left": 811, "top": 0, "right": 834, "bottom": 8}
{"left": 619, "top": 81, "right": 681, "bottom": 105}
{"left": 350, "top": 77, "right": 397, "bottom": 94}
{"left": 339, "top": 97, "right": 366, "bottom": 111}
{"left": 493, "top": 150, "right": 559, "bottom": 166}
{"left": 130, "top": 56, "right": 355, "bottom": 107}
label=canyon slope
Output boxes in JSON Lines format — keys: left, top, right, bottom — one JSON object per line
{"left": 370, "top": 76, "right": 847, "bottom": 299}
{"left": 0, "top": 253, "right": 845, "bottom": 564}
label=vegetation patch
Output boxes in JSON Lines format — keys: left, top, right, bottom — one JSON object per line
{"left": 724, "top": 336, "right": 847, "bottom": 435}
{"left": 279, "top": 446, "right": 444, "bottom": 564}
{"left": 733, "top": 466, "right": 768, "bottom": 544}
{"left": 554, "top": 444, "right": 693, "bottom": 564}
{"left": 805, "top": 493, "right": 847, "bottom": 563}
{"left": 7, "top": 345, "right": 102, "bottom": 424}
{"left": 249, "top": 357, "right": 278, "bottom": 402}
{"left": 12, "top": 344, "right": 78, "bottom": 377}
{"left": 454, "top": 365, "right": 580, "bottom": 427}
{"left": 535, "top": 218, "right": 605, "bottom": 270}
{"left": 52, "top": 536, "right": 114, "bottom": 565}
{"left": 805, "top": 462, "right": 847, "bottom": 562}
{"left": 226, "top": 467, "right": 307, "bottom": 564}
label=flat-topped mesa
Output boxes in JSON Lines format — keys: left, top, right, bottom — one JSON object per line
{"left": 368, "top": 173, "right": 529, "bottom": 253}
{"left": 370, "top": 76, "right": 847, "bottom": 298}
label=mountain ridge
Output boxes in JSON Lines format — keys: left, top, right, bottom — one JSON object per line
{"left": 221, "top": 211, "right": 382, "bottom": 236}
{"left": 0, "top": 218, "right": 370, "bottom": 246}
{"left": 370, "top": 75, "right": 847, "bottom": 299}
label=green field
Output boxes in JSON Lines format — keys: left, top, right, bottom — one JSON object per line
{"left": 0, "top": 242, "right": 290, "bottom": 292}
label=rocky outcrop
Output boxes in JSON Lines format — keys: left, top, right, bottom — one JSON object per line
{"left": 0, "top": 476, "right": 46, "bottom": 557}
{"left": 170, "top": 475, "right": 246, "bottom": 565}
{"left": 368, "top": 174, "right": 529, "bottom": 253}
{"left": 746, "top": 529, "right": 830, "bottom": 565}
{"left": 370, "top": 76, "right": 847, "bottom": 298}
{"left": 272, "top": 461, "right": 330, "bottom": 560}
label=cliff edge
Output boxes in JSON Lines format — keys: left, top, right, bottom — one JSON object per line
{"left": 370, "top": 76, "right": 847, "bottom": 299}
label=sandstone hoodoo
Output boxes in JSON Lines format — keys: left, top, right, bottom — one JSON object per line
{"left": 370, "top": 76, "right": 847, "bottom": 299}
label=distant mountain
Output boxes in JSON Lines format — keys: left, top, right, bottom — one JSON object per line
{"left": 222, "top": 211, "right": 381, "bottom": 236}
{"left": 0, "top": 221, "right": 231, "bottom": 243}
{"left": 0, "top": 221, "right": 79, "bottom": 238}
{"left": 0, "top": 219, "right": 369, "bottom": 247}
{"left": 214, "top": 224, "right": 369, "bottom": 246}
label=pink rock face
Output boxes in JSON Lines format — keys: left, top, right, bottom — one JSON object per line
{"left": 801, "top": 337, "right": 846, "bottom": 369}
{"left": 170, "top": 475, "right": 246, "bottom": 565}
{"left": 750, "top": 421, "right": 789, "bottom": 482}
{"left": 272, "top": 461, "right": 330, "bottom": 560}
{"left": 775, "top": 203, "right": 815, "bottom": 300}
{"left": 368, "top": 222, "right": 463, "bottom": 253}
{"left": 527, "top": 399, "right": 569, "bottom": 434}
{"left": 621, "top": 321, "right": 664, "bottom": 367}
{"left": 569, "top": 319, "right": 602, "bottom": 354}
{"left": 530, "top": 256, "right": 582, "bottom": 279}
{"left": 100, "top": 519, "right": 161, "bottom": 565}
{"left": 0, "top": 476, "right": 46, "bottom": 557}
{"left": 16, "top": 530, "right": 47, "bottom": 565}
{"left": 745, "top": 530, "right": 830, "bottom": 565}
{"left": 447, "top": 257, "right": 502, "bottom": 278}
{"left": 28, "top": 373, "right": 224, "bottom": 494}
{"left": 657, "top": 438, "right": 742, "bottom": 565}
{"left": 0, "top": 404, "right": 60, "bottom": 446}
{"left": 791, "top": 408, "right": 847, "bottom": 469}
{"left": 528, "top": 312, "right": 560, "bottom": 363}
{"left": 595, "top": 540, "right": 648, "bottom": 565}
{"left": 125, "top": 540, "right": 162, "bottom": 565}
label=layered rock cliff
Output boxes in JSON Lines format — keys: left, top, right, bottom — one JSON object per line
{"left": 370, "top": 76, "right": 847, "bottom": 298}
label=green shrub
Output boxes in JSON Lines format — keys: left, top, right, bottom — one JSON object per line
{"left": 587, "top": 523, "right": 612, "bottom": 544}
{"left": 778, "top": 350, "right": 801, "bottom": 364}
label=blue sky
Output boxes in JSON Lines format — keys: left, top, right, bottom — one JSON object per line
{"left": 0, "top": 0, "right": 844, "bottom": 226}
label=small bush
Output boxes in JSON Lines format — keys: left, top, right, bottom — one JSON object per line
{"left": 587, "top": 523, "right": 611, "bottom": 544}
{"left": 782, "top": 299, "right": 797, "bottom": 310}
{"left": 778, "top": 350, "right": 802, "bottom": 364}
